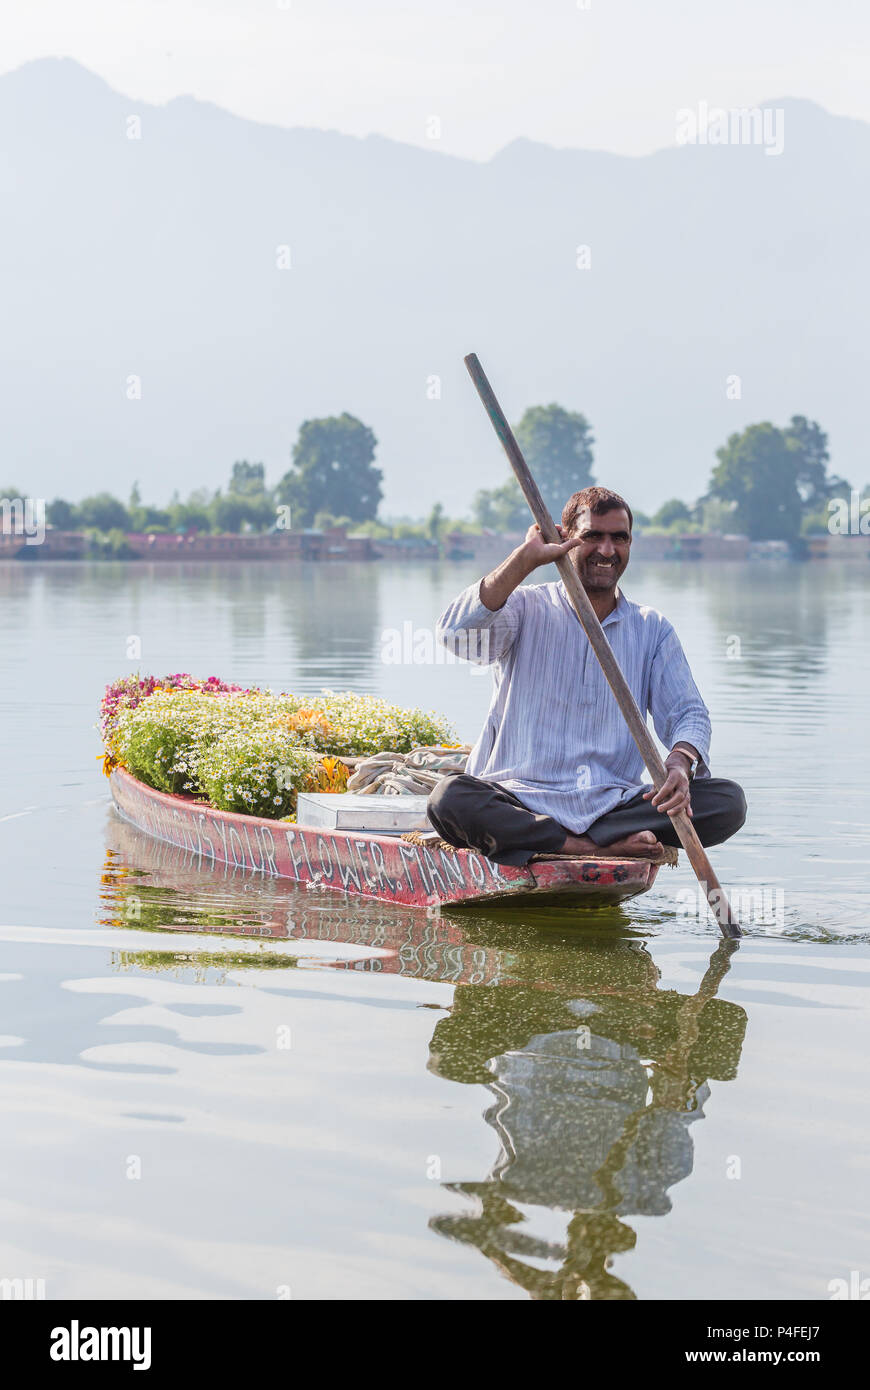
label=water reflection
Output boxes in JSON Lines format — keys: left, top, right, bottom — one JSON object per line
{"left": 629, "top": 561, "right": 833, "bottom": 684}
{"left": 427, "top": 929, "right": 744, "bottom": 1299}
{"left": 103, "top": 813, "right": 748, "bottom": 1299}
{"left": 0, "top": 558, "right": 383, "bottom": 690}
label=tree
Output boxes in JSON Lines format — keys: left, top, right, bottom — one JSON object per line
{"left": 701, "top": 498, "right": 737, "bottom": 534}
{"left": 46, "top": 497, "right": 78, "bottom": 529}
{"left": 168, "top": 501, "right": 211, "bottom": 534}
{"left": 229, "top": 461, "right": 267, "bottom": 497}
{"left": 513, "top": 404, "right": 595, "bottom": 515}
{"left": 276, "top": 414, "right": 382, "bottom": 527}
{"left": 127, "top": 482, "right": 172, "bottom": 533}
{"left": 77, "top": 492, "right": 131, "bottom": 532}
{"left": 708, "top": 424, "right": 803, "bottom": 540}
{"left": 211, "top": 492, "right": 273, "bottom": 533}
{"left": 783, "top": 416, "right": 830, "bottom": 507}
{"left": 426, "top": 502, "right": 445, "bottom": 542}
{"left": 651, "top": 498, "right": 692, "bottom": 528}
{"left": 471, "top": 477, "right": 529, "bottom": 531}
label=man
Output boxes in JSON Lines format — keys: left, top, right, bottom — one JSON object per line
{"left": 427, "top": 486, "right": 746, "bottom": 865}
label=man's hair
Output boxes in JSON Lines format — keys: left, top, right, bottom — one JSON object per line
{"left": 562, "top": 486, "right": 633, "bottom": 535}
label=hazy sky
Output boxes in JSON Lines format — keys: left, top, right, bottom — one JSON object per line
{"left": 0, "top": 0, "right": 866, "bottom": 159}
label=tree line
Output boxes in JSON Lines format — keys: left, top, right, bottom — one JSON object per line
{"left": 4, "top": 404, "right": 861, "bottom": 548}
{"left": 470, "top": 406, "right": 860, "bottom": 542}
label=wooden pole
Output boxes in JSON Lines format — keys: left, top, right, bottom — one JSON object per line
{"left": 464, "top": 352, "right": 741, "bottom": 938}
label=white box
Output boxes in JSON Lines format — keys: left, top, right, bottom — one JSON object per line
{"left": 295, "top": 792, "right": 432, "bottom": 833}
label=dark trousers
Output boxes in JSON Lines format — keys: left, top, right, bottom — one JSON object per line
{"left": 427, "top": 771, "right": 747, "bottom": 867}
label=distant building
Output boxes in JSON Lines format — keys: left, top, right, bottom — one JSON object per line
{"left": 373, "top": 535, "right": 440, "bottom": 560}
{"left": 0, "top": 528, "right": 87, "bottom": 559}
{"left": 443, "top": 530, "right": 525, "bottom": 562}
{"left": 806, "top": 534, "right": 870, "bottom": 561}
{"left": 123, "top": 525, "right": 376, "bottom": 561}
{"left": 631, "top": 533, "right": 750, "bottom": 561}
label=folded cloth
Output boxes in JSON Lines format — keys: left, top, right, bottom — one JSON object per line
{"left": 346, "top": 746, "right": 470, "bottom": 797}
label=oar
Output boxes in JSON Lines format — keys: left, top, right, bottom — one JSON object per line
{"left": 464, "top": 352, "right": 741, "bottom": 938}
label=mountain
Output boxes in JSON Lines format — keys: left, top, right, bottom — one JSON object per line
{"left": 1, "top": 58, "right": 867, "bottom": 515}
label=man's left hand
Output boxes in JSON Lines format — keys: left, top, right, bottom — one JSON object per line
{"left": 642, "top": 751, "right": 694, "bottom": 818}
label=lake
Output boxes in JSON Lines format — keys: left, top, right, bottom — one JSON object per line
{"left": 1, "top": 557, "right": 869, "bottom": 1300}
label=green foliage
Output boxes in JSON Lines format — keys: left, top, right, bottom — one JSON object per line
{"left": 709, "top": 423, "right": 805, "bottom": 540}
{"left": 113, "top": 690, "right": 230, "bottom": 792}
{"left": 426, "top": 502, "right": 446, "bottom": 542}
{"left": 108, "top": 684, "right": 456, "bottom": 819}
{"left": 80, "top": 527, "right": 136, "bottom": 557}
{"left": 77, "top": 492, "right": 131, "bottom": 531}
{"left": 46, "top": 497, "right": 77, "bottom": 528}
{"left": 513, "top": 404, "right": 596, "bottom": 516}
{"left": 472, "top": 477, "right": 529, "bottom": 531}
{"left": 276, "top": 414, "right": 383, "bottom": 528}
{"left": 700, "top": 498, "right": 736, "bottom": 534}
{"left": 348, "top": 517, "right": 392, "bottom": 539}
{"left": 652, "top": 498, "right": 692, "bottom": 528}
{"left": 105, "top": 528, "right": 134, "bottom": 557}
{"left": 303, "top": 690, "right": 456, "bottom": 757}
{"left": 784, "top": 416, "right": 830, "bottom": 506}
{"left": 211, "top": 492, "right": 274, "bottom": 533}
{"left": 196, "top": 732, "right": 318, "bottom": 818}
{"left": 228, "top": 461, "right": 266, "bottom": 497}
{"left": 166, "top": 501, "right": 210, "bottom": 534}
{"left": 121, "top": 720, "right": 199, "bottom": 796}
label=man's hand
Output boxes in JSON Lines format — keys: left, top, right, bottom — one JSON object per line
{"left": 520, "top": 522, "right": 585, "bottom": 571}
{"left": 480, "top": 524, "right": 584, "bottom": 611}
{"left": 642, "top": 748, "right": 694, "bottom": 818}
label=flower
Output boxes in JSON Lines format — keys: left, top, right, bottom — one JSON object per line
{"left": 99, "top": 675, "right": 455, "bottom": 820}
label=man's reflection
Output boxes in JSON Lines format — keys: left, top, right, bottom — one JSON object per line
{"left": 427, "top": 934, "right": 746, "bottom": 1299}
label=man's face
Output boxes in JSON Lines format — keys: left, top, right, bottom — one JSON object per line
{"left": 567, "top": 506, "right": 632, "bottom": 592}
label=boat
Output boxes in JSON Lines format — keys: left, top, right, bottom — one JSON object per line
{"left": 109, "top": 767, "right": 668, "bottom": 910}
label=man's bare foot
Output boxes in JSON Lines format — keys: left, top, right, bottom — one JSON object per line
{"left": 560, "top": 829, "right": 661, "bottom": 857}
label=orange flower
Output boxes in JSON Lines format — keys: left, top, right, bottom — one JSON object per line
{"left": 303, "top": 756, "right": 349, "bottom": 794}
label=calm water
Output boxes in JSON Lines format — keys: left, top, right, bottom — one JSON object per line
{"left": 1, "top": 558, "right": 869, "bottom": 1300}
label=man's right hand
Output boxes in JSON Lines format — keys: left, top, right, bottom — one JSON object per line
{"left": 480, "top": 523, "right": 584, "bottom": 611}
{"left": 519, "top": 522, "right": 585, "bottom": 571}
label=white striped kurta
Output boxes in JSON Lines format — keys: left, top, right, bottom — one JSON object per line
{"left": 436, "top": 578, "right": 712, "bottom": 834}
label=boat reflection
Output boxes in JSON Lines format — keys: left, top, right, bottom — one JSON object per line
{"left": 101, "top": 810, "right": 509, "bottom": 982}
{"left": 103, "top": 811, "right": 747, "bottom": 1299}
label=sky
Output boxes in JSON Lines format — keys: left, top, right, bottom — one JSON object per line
{"left": 0, "top": 0, "right": 866, "bottom": 160}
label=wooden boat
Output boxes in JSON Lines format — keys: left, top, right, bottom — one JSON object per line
{"left": 109, "top": 767, "right": 666, "bottom": 910}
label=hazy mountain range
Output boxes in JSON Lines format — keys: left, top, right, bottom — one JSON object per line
{"left": 1, "top": 58, "right": 867, "bottom": 517}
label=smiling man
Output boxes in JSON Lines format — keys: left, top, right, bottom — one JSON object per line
{"left": 427, "top": 486, "right": 746, "bottom": 865}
